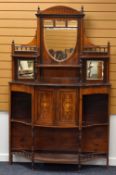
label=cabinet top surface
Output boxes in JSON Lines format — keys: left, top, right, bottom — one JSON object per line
{"left": 10, "top": 80, "right": 111, "bottom": 88}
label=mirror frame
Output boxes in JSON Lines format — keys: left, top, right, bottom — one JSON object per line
{"left": 86, "top": 60, "right": 104, "bottom": 81}
{"left": 16, "top": 58, "right": 36, "bottom": 81}
{"left": 43, "top": 18, "right": 78, "bottom": 63}
{"left": 37, "top": 6, "right": 85, "bottom": 65}
{"left": 81, "top": 58, "right": 108, "bottom": 83}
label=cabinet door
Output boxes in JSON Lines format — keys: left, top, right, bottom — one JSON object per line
{"left": 35, "top": 89, "right": 55, "bottom": 125}
{"left": 56, "top": 89, "right": 78, "bottom": 126}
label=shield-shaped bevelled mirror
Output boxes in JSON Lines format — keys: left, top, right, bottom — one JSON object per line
{"left": 86, "top": 60, "right": 104, "bottom": 80}
{"left": 17, "top": 59, "right": 35, "bottom": 79}
{"left": 44, "top": 19, "right": 78, "bottom": 62}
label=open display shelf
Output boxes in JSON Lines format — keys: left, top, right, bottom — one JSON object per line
{"left": 9, "top": 5, "right": 110, "bottom": 170}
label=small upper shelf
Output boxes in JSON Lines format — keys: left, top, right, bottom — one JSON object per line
{"left": 12, "top": 43, "right": 39, "bottom": 58}
{"left": 80, "top": 45, "right": 110, "bottom": 58}
{"left": 13, "top": 44, "right": 38, "bottom": 53}
{"left": 36, "top": 64, "right": 82, "bottom": 68}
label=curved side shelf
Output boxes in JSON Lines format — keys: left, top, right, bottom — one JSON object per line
{"left": 82, "top": 122, "right": 108, "bottom": 128}
{"left": 80, "top": 152, "right": 107, "bottom": 163}
{"left": 34, "top": 124, "right": 79, "bottom": 129}
{"left": 11, "top": 119, "right": 32, "bottom": 126}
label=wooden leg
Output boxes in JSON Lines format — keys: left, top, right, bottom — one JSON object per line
{"left": 32, "top": 158, "right": 34, "bottom": 170}
{"left": 78, "top": 128, "right": 82, "bottom": 171}
{"left": 106, "top": 153, "right": 109, "bottom": 168}
{"left": 78, "top": 163, "right": 81, "bottom": 171}
{"left": 9, "top": 152, "right": 13, "bottom": 165}
{"left": 32, "top": 126, "right": 35, "bottom": 170}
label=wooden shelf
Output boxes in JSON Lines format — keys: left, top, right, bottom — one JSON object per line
{"left": 11, "top": 118, "right": 31, "bottom": 126}
{"left": 82, "top": 122, "right": 108, "bottom": 128}
{"left": 11, "top": 119, "right": 79, "bottom": 128}
{"left": 12, "top": 149, "right": 31, "bottom": 152}
{"left": 80, "top": 153, "right": 107, "bottom": 162}
{"left": 34, "top": 124, "right": 79, "bottom": 128}
{"left": 12, "top": 54, "right": 38, "bottom": 58}
{"left": 34, "top": 152, "right": 79, "bottom": 164}
{"left": 44, "top": 27, "right": 78, "bottom": 29}
{"left": 36, "top": 64, "right": 81, "bottom": 68}
{"left": 11, "top": 150, "right": 106, "bottom": 164}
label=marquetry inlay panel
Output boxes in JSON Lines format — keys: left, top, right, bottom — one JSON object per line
{"left": 36, "top": 89, "right": 54, "bottom": 125}
{"left": 57, "top": 89, "right": 78, "bottom": 125}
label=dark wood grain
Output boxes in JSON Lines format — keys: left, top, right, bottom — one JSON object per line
{"left": 9, "top": 5, "right": 110, "bottom": 168}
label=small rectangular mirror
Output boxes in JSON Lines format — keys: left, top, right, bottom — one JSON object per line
{"left": 86, "top": 60, "right": 104, "bottom": 80}
{"left": 18, "top": 59, "right": 34, "bottom": 79}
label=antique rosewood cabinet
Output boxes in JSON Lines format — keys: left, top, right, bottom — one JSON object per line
{"left": 9, "top": 6, "right": 111, "bottom": 168}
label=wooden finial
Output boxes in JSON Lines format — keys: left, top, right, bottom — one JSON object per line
{"left": 107, "top": 41, "right": 110, "bottom": 47}
{"left": 81, "top": 6, "right": 84, "bottom": 13}
{"left": 107, "top": 42, "right": 110, "bottom": 54}
{"left": 12, "top": 40, "right": 15, "bottom": 45}
{"left": 12, "top": 40, "right": 15, "bottom": 52}
{"left": 12, "top": 40, "right": 15, "bottom": 48}
{"left": 37, "top": 6, "right": 40, "bottom": 14}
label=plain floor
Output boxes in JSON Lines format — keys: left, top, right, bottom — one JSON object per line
{"left": 0, "top": 163, "right": 116, "bottom": 175}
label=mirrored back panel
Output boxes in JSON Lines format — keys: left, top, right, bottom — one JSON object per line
{"left": 44, "top": 19, "right": 78, "bottom": 62}
{"left": 17, "top": 59, "right": 34, "bottom": 79}
{"left": 86, "top": 60, "right": 104, "bottom": 81}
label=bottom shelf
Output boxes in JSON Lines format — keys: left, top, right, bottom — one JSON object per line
{"left": 34, "top": 152, "right": 79, "bottom": 164}
{"left": 11, "top": 151, "right": 107, "bottom": 164}
{"left": 80, "top": 152, "right": 107, "bottom": 162}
